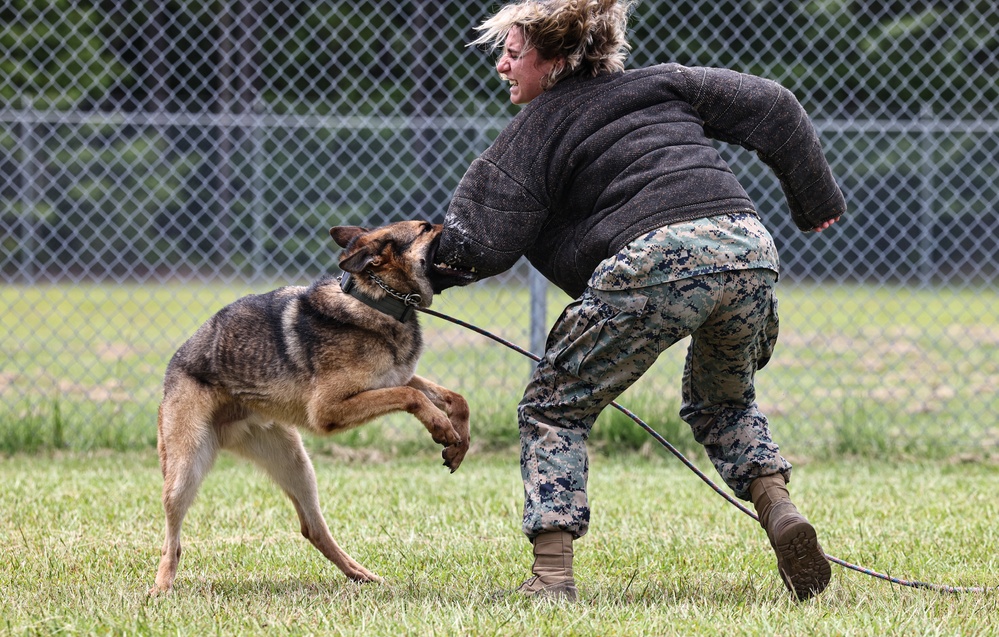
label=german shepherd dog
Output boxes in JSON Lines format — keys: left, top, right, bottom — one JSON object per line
{"left": 150, "top": 221, "right": 475, "bottom": 595}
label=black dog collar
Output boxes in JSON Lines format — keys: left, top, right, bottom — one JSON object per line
{"left": 339, "top": 271, "right": 419, "bottom": 322}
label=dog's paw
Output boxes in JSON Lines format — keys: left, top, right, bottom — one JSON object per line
{"left": 442, "top": 439, "right": 469, "bottom": 473}
{"left": 346, "top": 568, "right": 383, "bottom": 584}
{"left": 427, "top": 413, "right": 461, "bottom": 447}
{"left": 147, "top": 584, "right": 172, "bottom": 597}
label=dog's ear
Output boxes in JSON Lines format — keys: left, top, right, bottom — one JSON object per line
{"left": 338, "top": 245, "right": 380, "bottom": 274}
{"left": 330, "top": 226, "right": 367, "bottom": 249}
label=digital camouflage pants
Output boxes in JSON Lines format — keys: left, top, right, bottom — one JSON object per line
{"left": 519, "top": 268, "right": 791, "bottom": 540}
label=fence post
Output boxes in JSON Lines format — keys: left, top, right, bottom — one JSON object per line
{"left": 528, "top": 266, "right": 548, "bottom": 372}
{"left": 16, "top": 101, "right": 39, "bottom": 284}
{"left": 249, "top": 102, "right": 267, "bottom": 281}
{"left": 917, "top": 104, "right": 937, "bottom": 288}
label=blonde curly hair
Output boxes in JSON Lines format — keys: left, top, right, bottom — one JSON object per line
{"left": 469, "top": 0, "right": 636, "bottom": 90}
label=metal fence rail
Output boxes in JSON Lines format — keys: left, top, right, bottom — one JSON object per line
{"left": 2, "top": 1, "right": 998, "bottom": 454}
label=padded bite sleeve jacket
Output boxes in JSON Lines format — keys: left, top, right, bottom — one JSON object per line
{"left": 438, "top": 63, "right": 847, "bottom": 298}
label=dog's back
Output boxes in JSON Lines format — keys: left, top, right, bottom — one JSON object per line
{"left": 166, "top": 286, "right": 305, "bottom": 395}
{"left": 165, "top": 276, "right": 424, "bottom": 430}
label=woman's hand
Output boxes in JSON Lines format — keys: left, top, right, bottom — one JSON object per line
{"left": 814, "top": 217, "right": 840, "bottom": 232}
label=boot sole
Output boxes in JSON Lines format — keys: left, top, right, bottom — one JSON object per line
{"left": 772, "top": 519, "right": 832, "bottom": 601}
{"left": 515, "top": 576, "right": 579, "bottom": 601}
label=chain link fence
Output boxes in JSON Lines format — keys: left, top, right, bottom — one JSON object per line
{"left": 2, "top": 1, "right": 998, "bottom": 455}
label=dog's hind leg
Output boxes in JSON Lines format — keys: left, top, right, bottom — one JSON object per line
{"left": 225, "top": 422, "right": 382, "bottom": 583}
{"left": 151, "top": 392, "right": 220, "bottom": 595}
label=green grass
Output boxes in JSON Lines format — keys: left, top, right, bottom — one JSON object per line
{"left": 2, "top": 280, "right": 999, "bottom": 457}
{"left": 1, "top": 450, "right": 997, "bottom": 635}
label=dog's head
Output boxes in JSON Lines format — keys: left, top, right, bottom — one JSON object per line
{"left": 330, "top": 221, "right": 475, "bottom": 308}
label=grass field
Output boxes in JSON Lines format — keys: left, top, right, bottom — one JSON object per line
{"left": 1, "top": 450, "right": 997, "bottom": 636}
{"left": 3, "top": 280, "right": 998, "bottom": 634}
{"left": 2, "top": 280, "right": 999, "bottom": 458}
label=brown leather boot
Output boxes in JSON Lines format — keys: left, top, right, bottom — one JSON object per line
{"left": 515, "top": 531, "right": 578, "bottom": 601}
{"left": 750, "top": 474, "right": 831, "bottom": 601}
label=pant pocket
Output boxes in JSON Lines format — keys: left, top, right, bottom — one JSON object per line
{"left": 550, "top": 289, "right": 648, "bottom": 385}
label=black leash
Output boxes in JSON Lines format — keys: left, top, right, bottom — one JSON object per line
{"left": 418, "top": 305, "right": 993, "bottom": 594}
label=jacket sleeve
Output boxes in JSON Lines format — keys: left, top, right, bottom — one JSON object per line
{"left": 675, "top": 65, "right": 847, "bottom": 231}
{"left": 437, "top": 155, "right": 548, "bottom": 279}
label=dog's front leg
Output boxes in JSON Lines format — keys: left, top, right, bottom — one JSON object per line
{"left": 407, "top": 375, "right": 470, "bottom": 472}
{"left": 308, "top": 386, "right": 461, "bottom": 448}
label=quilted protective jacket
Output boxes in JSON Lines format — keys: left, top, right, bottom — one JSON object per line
{"left": 436, "top": 63, "right": 847, "bottom": 298}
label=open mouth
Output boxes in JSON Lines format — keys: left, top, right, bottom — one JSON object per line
{"left": 432, "top": 261, "right": 477, "bottom": 277}
{"left": 427, "top": 235, "right": 478, "bottom": 292}
{"left": 499, "top": 73, "right": 517, "bottom": 91}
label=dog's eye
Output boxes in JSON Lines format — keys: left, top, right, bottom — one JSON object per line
{"left": 420, "top": 222, "right": 433, "bottom": 234}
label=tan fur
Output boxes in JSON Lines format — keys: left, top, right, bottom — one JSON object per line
{"left": 150, "top": 221, "right": 470, "bottom": 595}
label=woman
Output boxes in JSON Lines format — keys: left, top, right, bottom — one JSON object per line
{"left": 431, "top": 0, "right": 844, "bottom": 601}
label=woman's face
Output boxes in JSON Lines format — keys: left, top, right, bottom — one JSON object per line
{"left": 495, "top": 27, "right": 558, "bottom": 105}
